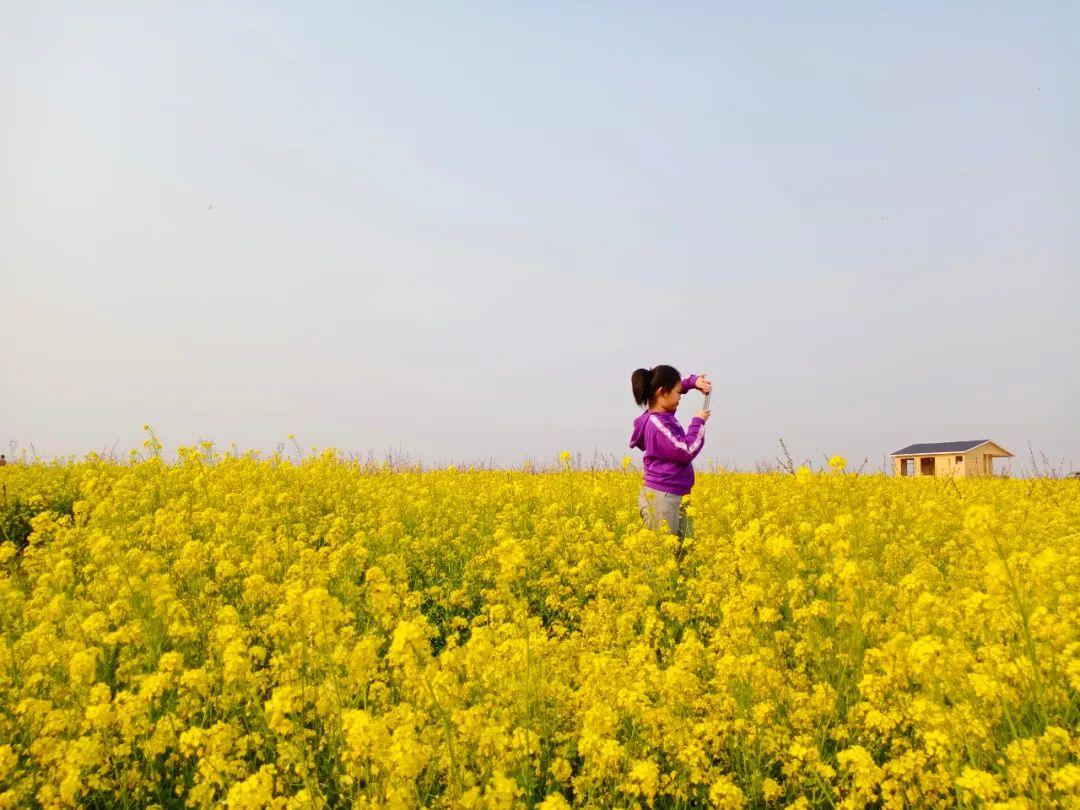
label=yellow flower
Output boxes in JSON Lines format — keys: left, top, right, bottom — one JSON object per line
{"left": 68, "top": 649, "right": 98, "bottom": 688}
{"left": 549, "top": 757, "right": 572, "bottom": 785}
{"left": 0, "top": 745, "right": 16, "bottom": 781}
{"left": 387, "top": 618, "right": 431, "bottom": 667}
{"left": 225, "top": 765, "right": 278, "bottom": 809}
{"left": 263, "top": 685, "right": 302, "bottom": 736}
{"left": 955, "top": 767, "right": 1003, "bottom": 802}
{"left": 709, "top": 774, "right": 746, "bottom": 808}
{"left": 621, "top": 759, "right": 660, "bottom": 803}
{"left": 538, "top": 794, "right": 572, "bottom": 810}
{"left": 762, "top": 778, "right": 783, "bottom": 801}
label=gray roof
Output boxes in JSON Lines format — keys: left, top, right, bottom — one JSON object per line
{"left": 892, "top": 440, "right": 990, "bottom": 456}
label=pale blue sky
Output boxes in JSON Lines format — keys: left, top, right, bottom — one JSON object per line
{"left": 2, "top": 3, "right": 1077, "bottom": 471}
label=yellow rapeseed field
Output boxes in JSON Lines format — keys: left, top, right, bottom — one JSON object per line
{"left": 0, "top": 439, "right": 1077, "bottom": 808}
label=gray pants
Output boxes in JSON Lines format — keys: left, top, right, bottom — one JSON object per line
{"left": 638, "top": 487, "right": 691, "bottom": 538}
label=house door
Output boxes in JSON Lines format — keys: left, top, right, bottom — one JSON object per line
{"left": 920, "top": 457, "right": 935, "bottom": 476}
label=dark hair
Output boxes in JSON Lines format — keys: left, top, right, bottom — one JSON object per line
{"left": 631, "top": 365, "right": 681, "bottom": 408}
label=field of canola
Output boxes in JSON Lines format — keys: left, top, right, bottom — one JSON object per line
{"left": 0, "top": 446, "right": 1078, "bottom": 809}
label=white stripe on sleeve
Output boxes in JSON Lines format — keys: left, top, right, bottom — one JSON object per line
{"left": 649, "top": 414, "right": 704, "bottom": 454}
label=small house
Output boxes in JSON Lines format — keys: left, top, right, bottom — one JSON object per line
{"left": 891, "top": 440, "right": 1013, "bottom": 478}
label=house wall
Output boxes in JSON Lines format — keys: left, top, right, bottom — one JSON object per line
{"left": 979, "top": 442, "right": 1012, "bottom": 473}
{"left": 894, "top": 455, "right": 949, "bottom": 477}
{"left": 953, "top": 446, "right": 1009, "bottom": 477}
{"left": 894, "top": 456, "right": 932, "bottom": 476}
{"left": 934, "top": 454, "right": 961, "bottom": 477}
{"left": 958, "top": 449, "right": 983, "bottom": 477}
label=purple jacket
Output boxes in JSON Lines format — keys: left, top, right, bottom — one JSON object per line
{"left": 628, "top": 375, "right": 706, "bottom": 496}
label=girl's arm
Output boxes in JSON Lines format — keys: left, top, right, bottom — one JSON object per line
{"left": 647, "top": 414, "right": 706, "bottom": 464}
{"left": 681, "top": 375, "right": 699, "bottom": 394}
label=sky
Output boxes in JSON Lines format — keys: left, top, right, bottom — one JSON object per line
{"left": 2, "top": 2, "right": 1078, "bottom": 472}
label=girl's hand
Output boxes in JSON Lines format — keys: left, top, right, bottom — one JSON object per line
{"left": 696, "top": 409, "right": 711, "bottom": 422}
{"left": 696, "top": 374, "right": 713, "bottom": 394}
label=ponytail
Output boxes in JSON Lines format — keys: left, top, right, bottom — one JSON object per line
{"left": 630, "top": 364, "right": 681, "bottom": 408}
{"left": 631, "top": 368, "right": 653, "bottom": 407}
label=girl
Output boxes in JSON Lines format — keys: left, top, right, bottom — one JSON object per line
{"left": 629, "top": 365, "right": 712, "bottom": 537}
